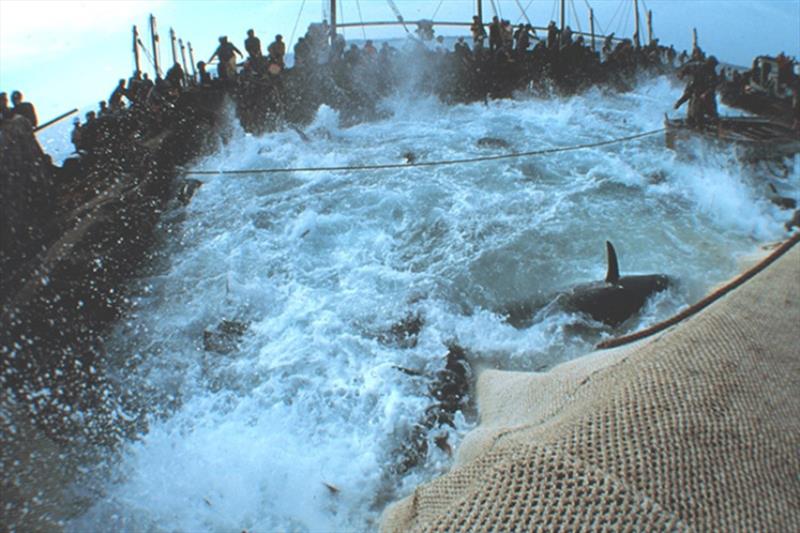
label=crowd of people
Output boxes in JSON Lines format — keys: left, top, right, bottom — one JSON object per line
{"left": 6, "top": 16, "right": 795, "bottom": 159}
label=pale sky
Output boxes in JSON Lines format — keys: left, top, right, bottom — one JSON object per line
{"left": 1, "top": 0, "right": 798, "bottom": 122}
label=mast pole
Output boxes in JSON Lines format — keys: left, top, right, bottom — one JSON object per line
{"left": 330, "top": 0, "right": 337, "bottom": 44}
{"left": 149, "top": 14, "right": 161, "bottom": 78}
{"left": 170, "top": 28, "right": 179, "bottom": 65}
{"left": 633, "top": 0, "right": 641, "bottom": 48}
{"left": 477, "top": 0, "right": 483, "bottom": 22}
{"left": 647, "top": 9, "right": 653, "bottom": 45}
{"left": 692, "top": 27, "right": 698, "bottom": 51}
{"left": 560, "top": 0, "right": 565, "bottom": 32}
{"left": 589, "top": 9, "right": 595, "bottom": 52}
{"left": 188, "top": 42, "right": 197, "bottom": 80}
{"left": 133, "top": 25, "right": 141, "bottom": 74}
{"left": 179, "top": 38, "right": 190, "bottom": 85}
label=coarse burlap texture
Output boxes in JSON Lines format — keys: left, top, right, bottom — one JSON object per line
{"left": 382, "top": 243, "right": 800, "bottom": 532}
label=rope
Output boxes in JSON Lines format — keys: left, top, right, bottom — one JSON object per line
{"left": 182, "top": 128, "right": 665, "bottom": 176}
{"left": 355, "top": 0, "right": 367, "bottom": 40}
{"left": 289, "top": 0, "right": 307, "bottom": 48}
{"left": 431, "top": 0, "right": 445, "bottom": 20}
{"left": 517, "top": 0, "right": 534, "bottom": 24}
{"left": 570, "top": 0, "right": 582, "bottom": 33}
{"left": 514, "top": 0, "right": 533, "bottom": 26}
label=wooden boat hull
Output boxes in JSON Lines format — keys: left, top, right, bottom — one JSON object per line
{"left": 665, "top": 116, "right": 800, "bottom": 160}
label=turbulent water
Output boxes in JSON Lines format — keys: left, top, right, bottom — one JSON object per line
{"left": 61, "top": 76, "right": 797, "bottom": 532}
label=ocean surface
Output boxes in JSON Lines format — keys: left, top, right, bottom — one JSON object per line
{"left": 33, "top": 74, "right": 800, "bottom": 532}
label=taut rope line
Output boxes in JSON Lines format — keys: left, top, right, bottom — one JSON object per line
{"left": 181, "top": 127, "right": 665, "bottom": 176}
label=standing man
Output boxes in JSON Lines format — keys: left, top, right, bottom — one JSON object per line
{"left": 245, "top": 29, "right": 262, "bottom": 60}
{"left": 470, "top": 15, "right": 486, "bottom": 50}
{"left": 268, "top": 35, "right": 286, "bottom": 68}
{"left": 209, "top": 36, "right": 243, "bottom": 80}
{"left": 10, "top": 91, "right": 38, "bottom": 128}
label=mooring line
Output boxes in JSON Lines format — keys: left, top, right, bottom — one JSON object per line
{"left": 181, "top": 127, "right": 666, "bottom": 176}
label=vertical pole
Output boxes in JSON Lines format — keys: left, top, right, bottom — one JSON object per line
{"left": 170, "top": 28, "right": 179, "bottom": 65}
{"left": 477, "top": 0, "right": 483, "bottom": 22}
{"left": 150, "top": 14, "right": 161, "bottom": 77}
{"left": 560, "top": 0, "right": 565, "bottom": 32}
{"left": 188, "top": 42, "right": 197, "bottom": 79}
{"left": 633, "top": 0, "right": 641, "bottom": 48}
{"left": 692, "top": 28, "right": 698, "bottom": 50}
{"left": 133, "top": 25, "right": 141, "bottom": 74}
{"left": 179, "top": 38, "right": 190, "bottom": 85}
{"left": 330, "top": 0, "right": 337, "bottom": 44}
{"left": 647, "top": 10, "right": 653, "bottom": 45}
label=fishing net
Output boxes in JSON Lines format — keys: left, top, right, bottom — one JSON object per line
{"left": 382, "top": 242, "right": 800, "bottom": 532}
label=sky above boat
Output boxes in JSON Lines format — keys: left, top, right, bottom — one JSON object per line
{"left": 0, "top": 0, "right": 798, "bottom": 122}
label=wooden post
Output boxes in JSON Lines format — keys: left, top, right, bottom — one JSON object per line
{"left": 170, "top": 28, "right": 179, "bottom": 66}
{"left": 133, "top": 25, "right": 141, "bottom": 74}
{"left": 560, "top": 0, "right": 565, "bottom": 32}
{"left": 179, "top": 38, "right": 190, "bottom": 85}
{"left": 149, "top": 14, "right": 161, "bottom": 78}
{"left": 692, "top": 28, "right": 698, "bottom": 51}
{"left": 589, "top": 8, "right": 595, "bottom": 51}
{"left": 330, "top": 0, "right": 337, "bottom": 44}
{"left": 647, "top": 9, "right": 653, "bottom": 45}
{"left": 633, "top": 0, "right": 640, "bottom": 48}
{"left": 188, "top": 42, "right": 197, "bottom": 77}
{"left": 477, "top": 0, "right": 483, "bottom": 23}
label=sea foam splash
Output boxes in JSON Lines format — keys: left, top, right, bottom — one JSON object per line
{"left": 69, "top": 76, "right": 797, "bottom": 532}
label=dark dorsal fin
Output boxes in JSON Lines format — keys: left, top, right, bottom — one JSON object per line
{"left": 605, "top": 241, "right": 620, "bottom": 283}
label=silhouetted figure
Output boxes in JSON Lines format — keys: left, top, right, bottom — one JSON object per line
{"left": 364, "top": 39, "right": 378, "bottom": 60}
{"left": 196, "top": 61, "right": 212, "bottom": 84}
{"left": 127, "top": 70, "right": 145, "bottom": 104}
{"left": 344, "top": 43, "right": 361, "bottom": 67}
{"left": 488, "top": 16, "right": 501, "bottom": 54}
{"left": 70, "top": 118, "right": 83, "bottom": 151}
{"left": 209, "top": 36, "right": 243, "bottom": 80}
{"left": 675, "top": 56, "right": 720, "bottom": 127}
{"left": 165, "top": 62, "right": 185, "bottom": 89}
{"left": 109, "top": 79, "right": 127, "bottom": 110}
{"left": 245, "top": 29, "right": 262, "bottom": 60}
{"left": 470, "top": 16, "right": 486, "bottom": 49}
{"left": 0, "top": 92, "right": 11, "bottom": 123}
{"left": 294, "top": 37, "right": 310, "bottom": 68}
{"left": 514, "top": 24, "right": 531, "bottom": 56}
{"left": 98, "top": 100, "right": 109, "bottom": 117}
{"left": 547, "top": 21, "right": 559, "bottom": 50}
{"left": 267, "top": 34, "right": 286, "bottom": 68}
{"left": 11, "top": 91, "right": 38, "bottom": 128}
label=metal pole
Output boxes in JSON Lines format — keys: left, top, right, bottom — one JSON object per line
{"left": 149, "top": 14, "right": 161, "bottom": 77}
{"left": 33, "top": 108, "right": 79, "bottom": 133}
{"left": 560, "top": 0, "right": 565, "bottom": 32}
{"left": 692, "top": 28, "right": 698, "bottom": 51}
{"left": 330, "top": 0, "right": 337, "bottom": 43}
{"left": 589, "top": 9, "right": 595, "bottom": 52}
{"left": 647, "top": 9, "right": 653, "bottom": 45}
{"left": 477, "top": 0, "right": 483, "bottom": 22}
{"left": 179, "top": 38, "right": 190, "bottom": 85}
{"left": 188, "top": 42, "right": 197, "bottom": 78}
{"left": 133, "top": 25, "right": 141, "bottom": 74}
{"left": 170, "top": 28, "right": 179, "bottom": 65}
{"left": 633, "top": 0, "right": 640, "bottom": 48}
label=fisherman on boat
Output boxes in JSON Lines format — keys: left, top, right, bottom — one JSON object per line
{"left": 108, "top": 79, "right": 128, "bottom": 111}
{"left": 675, "top": 56, "right": 720, "bottom": 128}
{"left": 10, "top": 91, "right": 38, "bottom": 128}
{"left": 0, "top": 92, "right": 11, "bottom": 124}
{"left": 267, "top": 34, "right": 286, "bottom": 69}
{"left": 470, "top": 15, "right": 486, "bottom": 49}
{"left": 209, "top": 36, "right": 243, "bottom": 80}
{"left": 245, "top": 29, "right": 262, "bottom": 60}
